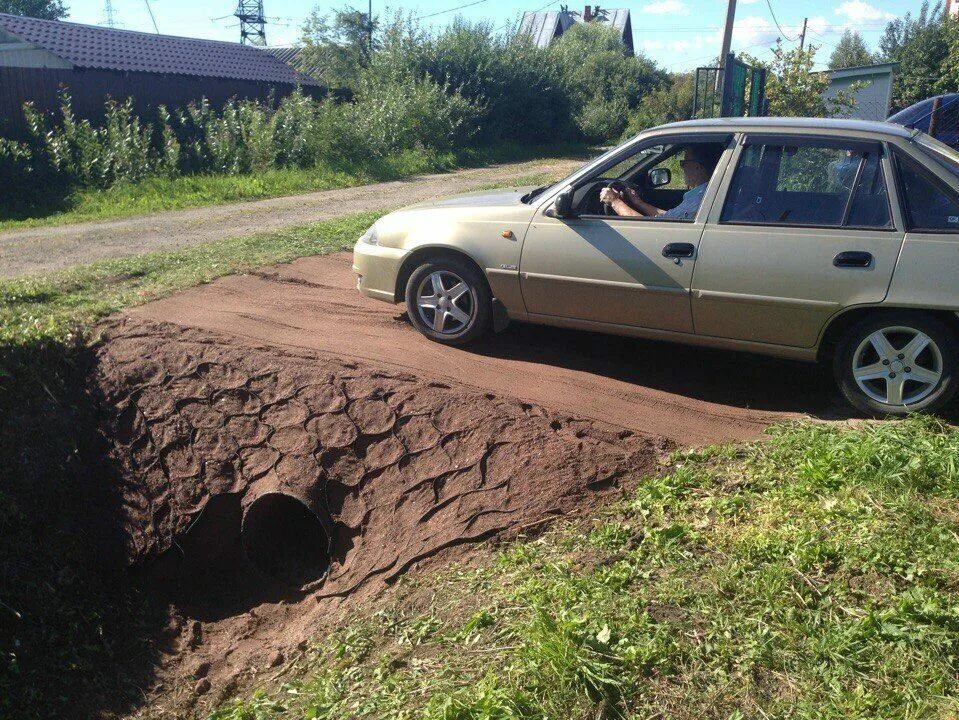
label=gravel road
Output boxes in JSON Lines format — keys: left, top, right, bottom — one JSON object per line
{"left": 0, "top": 157, "right": 583, "bottom": 278}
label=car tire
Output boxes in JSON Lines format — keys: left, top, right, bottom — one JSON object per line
{"left": 404, "top": 256, "right": 492, "bottom": 346}
{"left": 834, "top": 312, "right": 958, "bottom": 416}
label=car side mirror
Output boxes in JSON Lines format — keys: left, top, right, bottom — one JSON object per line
{"left": 552, "top": 188, "right": 575, "bottom": 218}
{"left": 649, "top": 167, "right": 671, "bottom": 187}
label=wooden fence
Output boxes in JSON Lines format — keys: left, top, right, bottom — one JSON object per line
{"left": 0, "top": 66, "right": 332, "bottom": 138}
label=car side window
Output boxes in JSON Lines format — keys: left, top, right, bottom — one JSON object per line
{"left": 721, "top": 139, "right": 892, "bottom": 229}
{"left": 895, "top": 152, "right": 959, "bottom": 233}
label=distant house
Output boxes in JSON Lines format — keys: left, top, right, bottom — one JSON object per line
{"left": 0, "top": 13, "right": 325, "bottom": 137}
{"left": 822, "top": 63, "right": 897, "bottom": 122}
{"left": 519, "top": 5, "right": 634, "bottom": 55}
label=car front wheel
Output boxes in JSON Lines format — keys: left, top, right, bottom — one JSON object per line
{"left": 404, "top": 257, "right": 491, "bottom": 345}
{"left": 834, "top": 312, "right": 958, "bottom": 415}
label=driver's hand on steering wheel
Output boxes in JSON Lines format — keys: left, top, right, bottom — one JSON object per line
{"left": 599, "top": 187, "right": 621, "bottom": 205}
{"left": 622, "top": 186, "right": 643, "bottom": 204}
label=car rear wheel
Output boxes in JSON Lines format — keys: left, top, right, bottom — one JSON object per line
{"left": 834, "top": 312, "right": 958, "bottom": 415}
{"left": 405, "top": 257, "right": 491, "bottom": 345}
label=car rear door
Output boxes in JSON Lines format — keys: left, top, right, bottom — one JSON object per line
{"left": 691, "top": 134, "right": 905, "bottom": 348}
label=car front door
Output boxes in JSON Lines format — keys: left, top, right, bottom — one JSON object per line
{"left": 519, "top": 137, "right": 731, "bottom": 334}
{"left": 692, "top": 134, "right": 906, "bottom": 347}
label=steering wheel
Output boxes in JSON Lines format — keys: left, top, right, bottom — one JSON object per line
{"left": 602, "top": 179, "right": 635, "bottom": 216}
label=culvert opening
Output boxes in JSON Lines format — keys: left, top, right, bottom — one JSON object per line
{"left": 241, "top": 493, "right": 331, "bottom": 588}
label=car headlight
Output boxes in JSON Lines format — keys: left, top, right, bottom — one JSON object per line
{"left": 358, "top": 225, "right": 379, "bottom": 246}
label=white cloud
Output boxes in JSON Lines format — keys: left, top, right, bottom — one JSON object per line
{"left": 642, "top": 0, "right": 690, "bottom": 16}
{"left": 731, "top": 15, "right": 780, "bottom": 47}
{"left": 730, "top": 14, "right": 831, "bottom": 50}
{"left": 835, "top": 0, "right": 896, "bottom": 24}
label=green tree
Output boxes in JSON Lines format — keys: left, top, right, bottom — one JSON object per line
{"left": 744, "top": 43, "right": 854, "bottom": 117}
{"left": 299, "top": 6, "right": 378, "bottom": 88}
{"left": 828, "top": 30, "right": 875, "bottom": 69}
{"left": 547, "top": 22, "right": 666, "bottom": 142}
{"left": 622, "top": 72, "right": 694, "bottom": 136}
{"left": 878, "top": 1, "right": 950, "bottom": 110}
{"left": 934, "top": 16, "right": 959, "bottom": 95}
{"left": 0, "top": 0, "right": 67, "bottom": 19}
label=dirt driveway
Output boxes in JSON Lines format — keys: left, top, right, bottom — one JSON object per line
{"left": 131, "top": 252, "right": 845, "bottom": 446}
{"left": 0, "top": 157, "right": 583, "bottom": 278}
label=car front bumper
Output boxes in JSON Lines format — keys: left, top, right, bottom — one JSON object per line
{"left": 352, "top": 240, "right": 406, "bottom": 303}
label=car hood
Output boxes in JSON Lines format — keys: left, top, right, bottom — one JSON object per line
{"left": 401, "top": 186, "right": 538, "bottom": 211}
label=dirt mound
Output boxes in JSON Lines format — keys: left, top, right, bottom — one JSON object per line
{"left": 89, "top": 316, "right": 668, "bottom": 705}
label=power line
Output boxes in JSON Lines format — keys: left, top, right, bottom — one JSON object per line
{"left": 417, "top": 0, "right": 491, "bottom": 21}
{"left": 493, "top": 0, "right": 558, "bottom": 33}
{"left": 143, "top": 0, "right": 159, "bottom": 33}
{"left": 764, "top": 0, "right": 799, "bottom": 42}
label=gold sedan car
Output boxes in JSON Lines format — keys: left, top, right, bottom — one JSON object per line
{"left": 354, "top": 118, "right": 959, "bottom": 415}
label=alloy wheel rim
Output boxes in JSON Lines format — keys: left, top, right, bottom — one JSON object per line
{"left": 416, "top": 270, "right": 474, "bottom": 335}
{"left": 852, "top": 325, "right": 943, "bottom": 406}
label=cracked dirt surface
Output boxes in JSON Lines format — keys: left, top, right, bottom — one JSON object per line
{"left": 0, "top": 157, "right": 584, "bottom": 278}
{"left": 90, "top": 316, "right": 667, "bottom": 711}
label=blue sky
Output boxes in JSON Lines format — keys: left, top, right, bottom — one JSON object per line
{"left": 63, "top": 0, "right": 908, "bottom": 71}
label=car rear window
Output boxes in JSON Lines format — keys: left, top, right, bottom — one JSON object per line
{"left": 894, "top": 150, "right": 959, "bottom": 233}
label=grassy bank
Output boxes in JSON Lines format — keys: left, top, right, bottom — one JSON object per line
{"left": 0, "top": 212, "right": 379, "bottom": 344}
{"left": 0, "top": 142, "right": 586, "bottom": 231}
{"left": 213, "top": 418, "right": 959, "bottom": 720}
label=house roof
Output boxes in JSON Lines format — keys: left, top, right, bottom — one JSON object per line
{"left": 519, "top": 7, "right": 632, "bottom": 53}
{"left": 519, "top": 10, "right": 576, "bottom": 48}
{"left": 260, "top": 46, "right": 325, "bottom": 83}
{"left": 827, "top": 62, "right": 898, "bottom": 81}
{"left": 0, "top": 13, "right": 321, "bottom": 85}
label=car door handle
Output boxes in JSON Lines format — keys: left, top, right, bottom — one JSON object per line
{"left": 662, "top": 242, "right": 695, "bottom": 259}
{"left": 833, "top": 251, "right": 873, "bottom": 268}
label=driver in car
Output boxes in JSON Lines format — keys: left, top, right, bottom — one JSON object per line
{"left": 599, "top": 145, "right": 722, "bottom": 219}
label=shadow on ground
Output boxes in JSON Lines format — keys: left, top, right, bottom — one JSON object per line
{"left": 445, "top": 319, "right": 848, "bottom": 418}
{"left": 0, "top": 339, "right": 165, "bottom": 720}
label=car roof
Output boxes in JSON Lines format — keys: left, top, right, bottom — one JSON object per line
{"left": 649, "top": 116, "right": 914, "bottom": 140}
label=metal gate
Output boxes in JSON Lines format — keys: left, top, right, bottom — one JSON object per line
{"left": 692, "top": 53, "right": 767, "bottom": 120}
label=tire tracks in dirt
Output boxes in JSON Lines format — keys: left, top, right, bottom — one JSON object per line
{"left": 130, "top": 252, "right": 845, "bottom": 447}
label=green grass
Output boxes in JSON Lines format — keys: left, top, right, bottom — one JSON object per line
{"left": 213, "top": 417, "right": 959, "bottom": 720}
{"left": 0, "top": 142, "right": 587, "bottom": 230}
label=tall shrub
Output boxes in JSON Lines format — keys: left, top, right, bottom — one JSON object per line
{"left": 25, "top": 95, "right": 153, "bottom": 188}
{"left": 548, "top": 23, "right": 666, "bottom": 142}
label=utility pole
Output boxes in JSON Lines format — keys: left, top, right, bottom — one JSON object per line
{"left": 235, "top": 0, "right": 267, "bottom": 46}
{"left": 103, "top": 0, "right": 117, "bottom": 27}
{"left": 368, "top": 0, "right": 373, "bottom": 52}
{"left": 799, "top": 17, "right": 808, "bottom": 51}
{"left": 719, "top": 0, "right": 737, "bottom": 70}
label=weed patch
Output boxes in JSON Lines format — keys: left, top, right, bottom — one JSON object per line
{"left": 216, "top": 418, "right": 959, "bottom": 719}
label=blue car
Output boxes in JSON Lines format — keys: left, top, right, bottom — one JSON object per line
{"left": 888, "top": 94, "right": 959, "bottom": 150}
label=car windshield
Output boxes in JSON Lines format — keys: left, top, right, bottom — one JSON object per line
{"left": 913, "top": 134, "right": 959, "bottom": 182}
{"left": 521, "top": 140, "right": 642, "bottom": 203}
